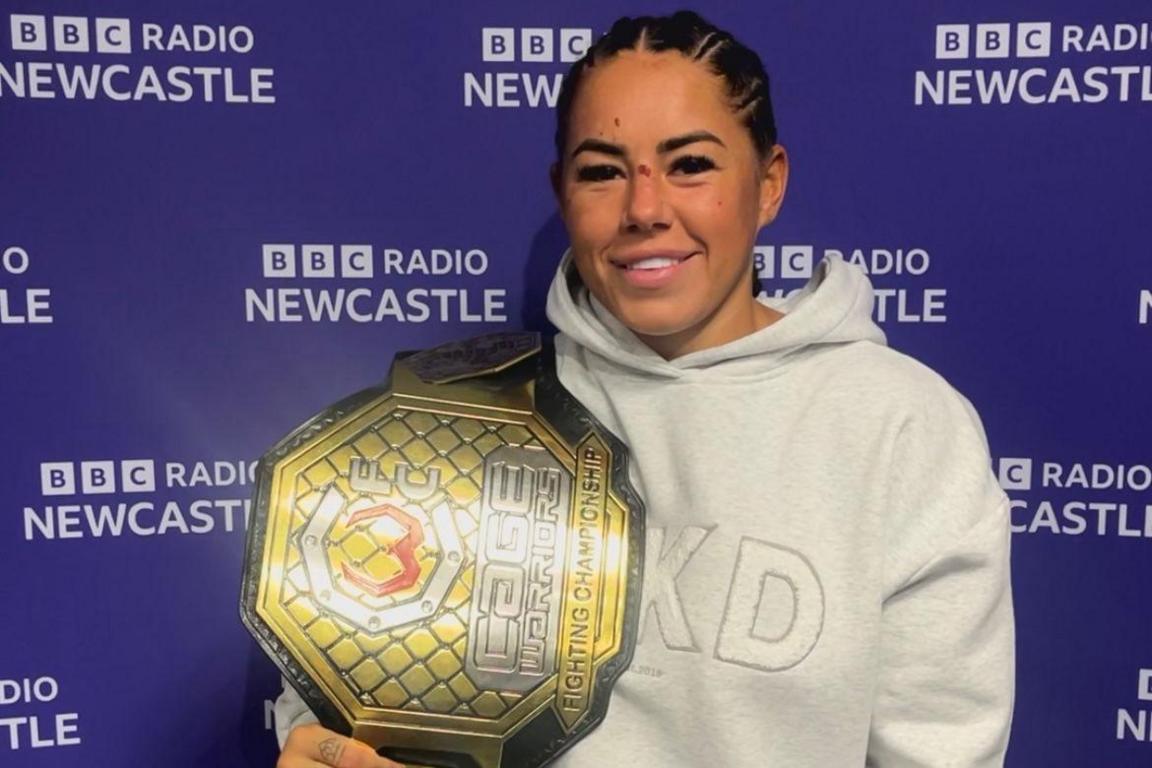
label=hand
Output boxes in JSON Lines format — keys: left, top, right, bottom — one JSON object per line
{"left": 278, "top": 723, "right": 404, "bottom": 768}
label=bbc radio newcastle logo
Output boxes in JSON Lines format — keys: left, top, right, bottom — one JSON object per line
{"left": 0, "top": 245, "right": 53, "bottom": 326}
{"left": 916, "top": 21, "right": 1152, "bottom": 106}
{"left": 998, "top": 457, "right": 1152, "bottom": 538}
{"left": 0, "top": 673, "right": 82, "bottom": 752}
{"left": 464, "top": 26, "right": 592, "bottom": 108}
{"left": 1118, "top": 668, "right": 1152, "bottom": 743}
{"left": 245, "top": 243, "right": 509, "bottom": 324}
{"left": 755, "top": 243, "right": 948, "bottom": 325}
{"left": 22, "top": 458, "right": 256, "bottom": 541}
{"left": 1, "top": 13, "right": 275, "bottom": 104}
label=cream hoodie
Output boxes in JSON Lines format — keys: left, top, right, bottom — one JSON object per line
{"left": 274, "top": 254, "right": 1015, "bottom": 767}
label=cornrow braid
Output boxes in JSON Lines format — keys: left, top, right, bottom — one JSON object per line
{"left": 553, "top": 10, "right": 777, "bottom": 168}
{"left": 691, "top": 31, "right": 723, "bottom": 61}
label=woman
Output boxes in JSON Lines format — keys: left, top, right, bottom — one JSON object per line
{"left": 275, "top": 12, "right": 1014, "bottom": 767}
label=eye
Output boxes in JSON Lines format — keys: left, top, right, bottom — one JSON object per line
{"left": 575, "top": 164, "right": 624, "bottom": 183}
{"left": 670, "top": 155, "right": 716, "bottom": 175}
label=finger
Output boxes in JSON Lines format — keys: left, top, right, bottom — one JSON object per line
{"left": 315, "top": 733, "right": 403, "bottom": 768}
{"left": 282, "top": 723, "right": 341, "bottom": 764}
{"left": 279, "top": 723, "right": 335, "bottom": 767}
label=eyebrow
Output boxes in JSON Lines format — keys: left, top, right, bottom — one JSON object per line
{"left": 569, "top": 130, "right": 726, "bottom": 160}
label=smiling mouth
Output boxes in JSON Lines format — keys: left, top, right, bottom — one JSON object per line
{"left": 612, "top": 253, "right": 697, "bottom": 270}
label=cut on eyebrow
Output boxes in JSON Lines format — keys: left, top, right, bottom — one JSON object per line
{"left": 569, "top": 130, "right": 726, "bottom": 160}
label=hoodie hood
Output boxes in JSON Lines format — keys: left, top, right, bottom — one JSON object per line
{"left": 545, "top": 250, "right": 886, "bottom": 379}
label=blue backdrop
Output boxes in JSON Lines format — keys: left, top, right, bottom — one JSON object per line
{"left": 2, "top": 1, "right": 1151, "bottom": 765}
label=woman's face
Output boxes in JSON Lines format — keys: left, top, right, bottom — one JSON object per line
{"left": 555, "top": 49, "right": 788, "bottom": 358}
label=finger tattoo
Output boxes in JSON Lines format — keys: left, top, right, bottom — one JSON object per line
{"left": 319, "top": 736, "right": 346, "bottom": 764}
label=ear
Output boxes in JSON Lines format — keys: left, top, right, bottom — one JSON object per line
{"left": 756, "top": 144, "right": 789, "bottom": 228}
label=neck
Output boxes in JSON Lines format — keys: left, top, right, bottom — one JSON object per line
{"left": 639, "top": 300, "right": 782, "bottom": 360}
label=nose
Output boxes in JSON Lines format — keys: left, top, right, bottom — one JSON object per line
{"left": 622, "top": 169, "right": 671, "bottom": 233}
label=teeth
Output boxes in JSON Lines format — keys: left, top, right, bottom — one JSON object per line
{"left": 628, "top": 256, "right": 680, "bottom": 270}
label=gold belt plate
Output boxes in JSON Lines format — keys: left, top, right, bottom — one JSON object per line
{"left": 241, "top": 333, "right": 644, "bottom": 767}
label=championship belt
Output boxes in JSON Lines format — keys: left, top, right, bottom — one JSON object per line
{"left": 240, "top": 332, "right": 644, "bottom": 768}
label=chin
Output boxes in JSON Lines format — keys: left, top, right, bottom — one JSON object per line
{"left": 612, "top": 305, "right": 698, "bottom": 339}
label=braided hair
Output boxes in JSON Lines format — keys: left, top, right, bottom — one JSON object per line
{"left": 553, "top": 10, "right": 778, "bottom": 169}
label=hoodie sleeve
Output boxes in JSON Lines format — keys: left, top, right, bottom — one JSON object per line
{"left": 866, "top": 387, "right": 1016, "bottom": 767}
{"left": 272, "top": 677, "right": 319, "bottom": 749}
